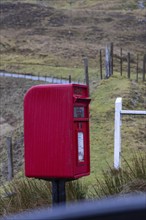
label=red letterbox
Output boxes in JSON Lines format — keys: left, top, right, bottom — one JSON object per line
{"left": 24, "top": 84, "right": 91, "bottom": 179}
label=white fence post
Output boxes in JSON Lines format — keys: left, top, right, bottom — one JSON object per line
{"left": 114, "top": 97, "right": 146, "bottom": 170}
{"left": 114, "top": 97, "right": 122, "bottom": 170}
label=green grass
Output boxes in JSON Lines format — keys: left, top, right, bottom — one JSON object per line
{"left": 89, "top": 152, "right": 146, "bottom": 198}
{"left": 0, "top": 178, "right": 52, "bottom": 215}
{"left": 85, "top": 75, "right": 145, "bottom": 184}
{"left": 0, "top": 53, "right": 99, "bottom": 82}
{"left": 0, "top": 176, "right": 87, "bottom": 216}
{"left": 86, "top": 75, "right": 131, "bottom": 182}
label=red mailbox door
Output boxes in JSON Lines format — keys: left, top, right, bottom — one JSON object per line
{"left": 73, "top": 98, "right": 90, "bottom": 178}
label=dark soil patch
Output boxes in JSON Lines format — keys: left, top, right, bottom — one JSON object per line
{"left": 0, "top": 2, "right": 54, "bottom": 28}
{"left": 0, "top": 1, "right": 146, "bottom": 63}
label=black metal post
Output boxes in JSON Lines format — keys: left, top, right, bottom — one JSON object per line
{"left": 52, "top": 179, "right": 66, "bottom": 206}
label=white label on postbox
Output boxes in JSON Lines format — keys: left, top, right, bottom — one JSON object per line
{"left": 78, "top": 132, "right": 84, "bottom": 161}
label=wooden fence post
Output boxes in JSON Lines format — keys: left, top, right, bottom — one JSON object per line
{"left": 110, "top": 43, "right": 113, "bottom": 75}
{"left": 99, "top": 50, "right": 103, "bottom": 80}
{"left": 143, "top": 54, "right": 146, "bottom": 82}
{"left": 105, "top": 43, "right": 113, "bottom": 78}
{"left": 120, "top": 48, "right": 123, "bottom": 76}
{"left": 136, "top": 54, "right": 139, "bottom": 82}
{"left": 127, "top": 52, "right": 131, "bottom": 79}
{"left": 7, "top": 137, "right": 13, "bottom": 181}
{"left": 69, "top": 75, "right": 71, "bottom": 83}
{"left": 105, "top": 45, "right": 110, "bottom": 78}
{"left": 83, "top": 57, "right": 89, "bottom": 90}
{"left": 38, "top": 73, "right": 40, "bottom": 81}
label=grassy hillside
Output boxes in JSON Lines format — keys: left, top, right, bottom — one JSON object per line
{"left": 88, "top": 75, "right": 146, "bottom": 183}
{"left": 0, "top": 0, "right": 146, "bottom": 78}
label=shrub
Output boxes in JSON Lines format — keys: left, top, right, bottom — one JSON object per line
{"left": 90, "top": 152, "right": 146, "bottom": 198}
{"left": 66, "top": 180, "right": 87, "bottom": 201}
{"left": 0, "top": 178, "right": 87, "bottom": 216}
{"left": 0, "top": 178, "right": 52, "bottom": 216}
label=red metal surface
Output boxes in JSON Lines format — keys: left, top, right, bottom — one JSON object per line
{"left": 24, "top": 84, "right": 90, "bottom": 179}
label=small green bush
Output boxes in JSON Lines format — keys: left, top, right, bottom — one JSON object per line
{"left": 0, "top": 178, "right": 87, "bottom": 216}
{"left": 0, "top": 178, "right": 52, "bottom": 216}
{"left": 66, "top": 180, "right": 88, "bottom": 201}
{"left": 90, "top": 152, "right": 146, "bottom": 198}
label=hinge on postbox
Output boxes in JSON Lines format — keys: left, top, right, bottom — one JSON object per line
{"left": 73, "top": 96, "right": 91, "bottom": 103}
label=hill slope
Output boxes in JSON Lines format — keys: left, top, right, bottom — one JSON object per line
{"left": 0, "top": 0, "right": 146, "bottom": 76}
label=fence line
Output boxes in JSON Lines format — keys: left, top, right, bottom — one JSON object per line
{"left": 0, "top": 72, "right": 84, "bottom": 85}
{"left": 98, "top": 44, "right": 146, "bottom": 82}
{"left": 0, "top": 45, "right": 145, "bottom": 84}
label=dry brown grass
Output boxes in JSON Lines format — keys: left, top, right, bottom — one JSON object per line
{"left": 0, "top": 0, "right": 146, "bottom": 74}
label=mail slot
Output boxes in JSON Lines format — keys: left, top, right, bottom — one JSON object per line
{"left": 24, "top": 84, "right": 91, "bottom": 179}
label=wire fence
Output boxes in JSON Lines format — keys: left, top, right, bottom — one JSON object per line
{"left": 98, "top": 43, "right": 146, "bottom": 82}
{"left": 0, "top": 43, "right": 145, "bottom": 85}
{"left": 0, "top": 72, "right": 84, "bottom": 85}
